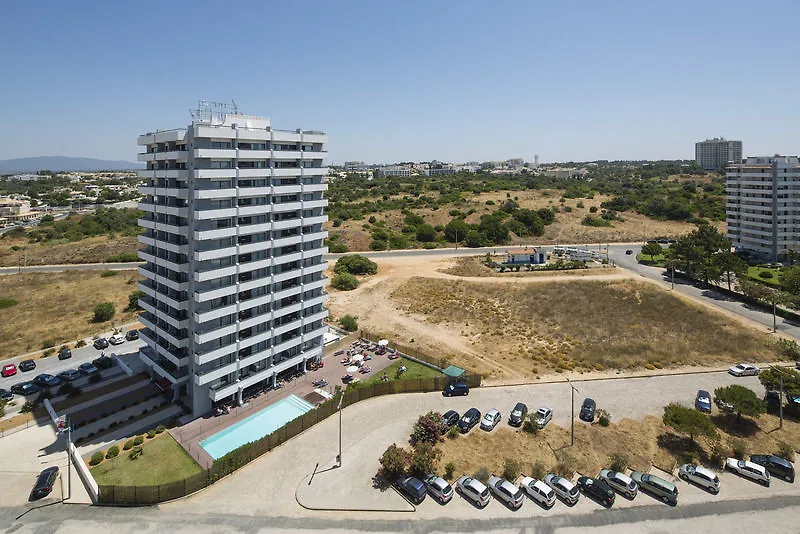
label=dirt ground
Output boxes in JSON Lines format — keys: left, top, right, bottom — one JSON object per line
{"left": 327, "top": 189, "right": 726, "bottom": 252}
{"left": 0, "top": 235, "right": 139, "bottom": 267}
{"left": 0, "top": 270, "right": 143, "bottom": 358}
{"left": 437, "top": 412, "right": 800, "bottom": 481}
{"left": 327, "top": 255, "right": 774, "bottom": 382}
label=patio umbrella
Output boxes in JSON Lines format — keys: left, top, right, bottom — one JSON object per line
{"left": 346, "top": 365, "right": 359, "bottom": 373}
{"left": 378, "top": 339, "right": 389, "bottom": 346}
{"left": 351, "top": 354, "right": 364, "bottom": 362}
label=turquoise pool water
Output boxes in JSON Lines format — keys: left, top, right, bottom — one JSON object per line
{"left": 200, "top": 394, "right": 315, "bottom": 460}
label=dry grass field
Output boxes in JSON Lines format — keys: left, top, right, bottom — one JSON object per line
{"left": 390, "top": 278, "right": 774, "bottom": 379}
{"left": 437, "top": 412, "right": 800, "bottom": 481}
{"left": 439, "top": 256, "right": 614, "bottom": 278}
{"left": 0, "top": 270, "right": 143, "bottom": 358}
{"left": 0, "top": 235, "right": 139, "bottom": 267}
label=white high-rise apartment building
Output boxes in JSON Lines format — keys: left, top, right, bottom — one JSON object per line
{"left": 136, "top": 103, "right": 329, "bottom": 416}
{"left": 695, "top": 137, "right": 743, "bottom": 171}
{"left": 726, "top": 155, "right": 800, "bottom": 261}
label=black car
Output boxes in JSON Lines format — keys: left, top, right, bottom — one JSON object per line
{"left": 57, "top": 369, "right": 82, "bottom": 382}
{"left": 458, "top": 407, "right": 481, "bottom": 433}
{"left": 29, "top": 466, "right": 59, "bottom": 501}
{"left": 443, "top": 382, "right": 469, "bottom": 397}
{"left": 92, "top": 355, "right": 114, "bottom": 369}
{"left": 576, "top": 475, "right": 615, "bottom": 507}
{"left": 58, "top": 348, "right": 72, "bottom": 360}
{"left": 18, "top": 359, "right": 36, "bottom": 372}
{"left": 580, "top": 398, "right": 596, "bottom": 422}
{"left": 125, "top": 329, "right": 140, "bottom": 341}
{"left": 10, "top": 382, "right": 40, "bottom": 396}
{"left": 78, "top": 362, "right": 99, "bottom": 376}
{"left": 0, "top": 388, "right": 12, "bottom": 400}
{"left": 750, "top": 454, "right": 795, "bottom": 483}
{"left": 93, "top": 338, "right": 109, "bottom": 350}
{"left": 765, "top": 390, "right": 781, "bottom": 412}
{"left": 508, "top": 402, "right": 528, "bottom": 427}
{"left": 442, "top": 409, "right": 460, "bottom": 428}
{"left": 396, "top": 475, "right": 427, "bottom": 504}
{"left": 33, "top": 374, "right": 60, "bottom": 388}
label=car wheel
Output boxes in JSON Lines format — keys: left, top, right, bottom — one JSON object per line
{"left": 786, "top": 475, "right": 792, "bottom": 482}
{"left": 661, "top": 495, "right": 670, "bottom": 504}
{"left": 712, "top": 487, "right": 719, "bottom": 495}
{"left": 680, "top": 473, "right": 687, "bottom": 481}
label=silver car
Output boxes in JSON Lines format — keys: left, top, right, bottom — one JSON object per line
{"left": 678, "top": 464, "right": 720, "bottom": 494}
{"left": 726, "top": 458, "right": 770, "bottom": 486}
{"left": 424, "top": 474, "right": 454, "bottom": 503}
{"left": 488, "top": 475, "right": 524, "bottom": 509}
{"left": 480, "top": 409, "right": 501, "bottom": 431}
{"left": 544, "top": 473, "right": 579, "bottom": 505}
{"left": 598, "top": 469, "right": 638, "bottom": 499}
{"left": 519, "top": 475, "right": 556, "bottom": 508}
{"left": 455, "top": 475, "right": 491, "bottom": 507}
{"left": 534, "top": 407, "right": 553, "bottom": 429}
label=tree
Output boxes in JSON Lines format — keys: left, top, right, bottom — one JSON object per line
{"left": 464, "top": 230, "right": 485, "bottom": 248}
{"left": 444, "top": 218, "right": 470, "bottom": 243}
{"left": 92, "top": 302, "right": 115, "bottom": 322}
{"left": 713, "top": 251, "right": 748, "bottom": 291}
{"left": 671, "top": 225, "right": 729, "bottom": 285}
{"left": 331, "top": 273, "right": 359, "bottom": 291}
{"left": 759, "top": 366, "right": 800, "bottom": 397}
{"left": 415, "top": 223, "right": 437, "bottom": 243}
{"left": 410, "top": 411, "right": 445, "bottom": 445}
{"left": 409, "top": 442, "right": 441, "bottom": 477}
{"left": 334, "top": 255, "right": 378, "bottom": 276}
{"left": 641, "top": 242, "right": 663, "bottom": 261}
{"left": 126, "top": 290, "right": 144, "bottom": 311}
{"left": 662, "top": 403, "right": 717, "bottom": 443}
{"left": 339, "top": 314, "right": 358, "bottom": 332}
{"left": 714, "top": 385, "right": 766, "bottom": 422}
{"left": 781, "top": 266, "right": 800, "bottom": 296}
{"left": 378, "top": 444, "right": 410, "bottom": 480}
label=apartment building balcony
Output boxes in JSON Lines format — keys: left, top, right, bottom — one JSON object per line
{"left": 139, "top": 314, "right": 188, "bottom": 349}
{"left": 272, "top": 168, "right": 304, "bottom": 177}
{"left": 271, "top": 201, "right": 303, "bottom": 213}
{"left": 139, "top": 345, "right": 189, "bottom": 385}
{"left": 137, "top": 272, "right": 190, "bottom": 300}
{"left": 138, "top": 298, "right": 189, "bottom": 331}
{"left": 237, "top": 149, "right": 270, "bottom": 160}
{"left": 193, "top": 282, "right": 238, "bottom": 303}
{"left": 194, "top": 264, "right": 238, "bottom": 283}
{"left": 301, "top": 150, "right": 326, "bottom": 160}
{"left": 195, "top": 360, "right": 239, "bottom": 387}
{"left": 138, "top": 202, "right": 189, "bottom": 218}
{"left": 302, "top": 215, "right": 327, "bottom": 226}
{"left": 302, "top": 277, "right": 327, "bottom": 293}
{"left": 303, "top": 310, "right": 329, "bottom": 325}
{"left": 193, "top": 302, "right": 238, "bottom": 324}
{"left": 194, "top": 148, "right": 236, "bottom": 159}
{"left": 237, "top": 168, "right": 271, "bottom": 178}
{"left": 302, "top": 199, "right": 327, "bottom": 210}
{"left": 137, "top": 169, "right": 188, "bottom": 180}
{"left": 194, "top": 245, "right": 238, "bottom": 262}
{"left": 194, "top": 187, "right": 237, "bottom": 200}
{"left": 301, "top": 167, "right": 328, "bottom": 176}
{"left": 194, "top": 169, "right": 234, "bottom": 179}
{"left": 271, "top": 218, "right": 302, "bottom": 231}
{"left": 237, "top": 222, "right": 272, "bottom": 236}
{"left": 302, "top": 294, "right": 328, "bottom": 310}
{"left": 236, "top": 204, "right": 273, "bottom": 217}
{"left": 237, "top": 277, "right": 271, "bottom": 293}
{"left": 193, "top": 207, "right": 238, "bottom": 220}
{"left": 193, "top": 226, "right": 237, "bottom": 241}
{"left": 194, "top": 322, "right": 238, "bottom": 346}
{"left": 138, "top": 218, "right": 186, "bottom": 234}
{"left": 138, "top": 152, "right": 156, "bottom": 163}
{"left": 272, "top": 184, "right": 302, "bottom": 195}
{"left": 302, "top": 231, "right": 328, "bottom": 244}
{"left": 273, "top": 251, "right": 303, "bottom": 267}
{"left": 194, "top": 342, "right": 238, "bottom": 367}
{"left": 300, "top": 182, "right": 327, "bottom": 193}
{"left": 138, "top": 235, "right": 189, "bottom": 255}
{"left": 138, "top": 185, "right": 188, "bottom": 199}
{"left": 138, "top": 251, "right": 188, "bottom": 274}
{"left": 271, "top": 317, "right": 304, "bottom": 338}
{"left": 272, "top": 150, "right": 303, "bottom": 160}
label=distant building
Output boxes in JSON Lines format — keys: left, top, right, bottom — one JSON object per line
{"left": 6, "top": 174, "right": 41, "bottom": 181}
{"left": 0, "top": 197, "right": 30, "bottom": 216}
{"left": 695, "top": 137, "right": 742, "bottom": 170}
{"left": 505, "top": 247, "right": 546, "bottom": 264}
{"left": 378, "top": 165, "right": 411, "bottom": 177}
{"left": 343, "top": 161, "right": 364, "bottom": 172}
{"left": 505, "top": 158, "right": 524, "bottom": 167}
{"left": 424, "top": 163, "right": 456, "bottom": 176}
{"left": 540, "top": 167, "right": 586, "bottom": 179}
{"left": 726, "top": 155, "right": 800, "bottom": 261}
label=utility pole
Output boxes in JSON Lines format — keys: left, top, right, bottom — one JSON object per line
{"left": 67, "top": 421, "right": 72, "bottom": 500}
{"left": 567, "top": 379, "right": 579, "bottom": 447}
{"left": 336, "top": 386, "right": 346, "bottom": 467}
{"left": 780, "top": 374, "right": 784, "bottom": 429}
{"left": 454, "top": 229, "right": 459, "bottom": 251}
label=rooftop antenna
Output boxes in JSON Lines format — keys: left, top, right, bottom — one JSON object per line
{"left": 231, "top": 99, "right": 239, "bottom": 114}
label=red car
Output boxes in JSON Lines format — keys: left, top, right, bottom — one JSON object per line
{"left": 1, "top": 363, "right": 17, "bottom": 378}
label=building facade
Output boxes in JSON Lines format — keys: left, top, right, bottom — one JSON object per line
{"left": 695, "top": 137, "right": 743, "bottom": 171}
{"left": 378, "top": 165, "right": 411, "bottom": 177}
{"left": 726, "top": 155, "right": 800, "bottom": 261}
{"left": 136, "top": 106, "right": 329, "bottom": 417}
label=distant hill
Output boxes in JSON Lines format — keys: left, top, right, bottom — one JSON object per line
{"left": 0, "top": 156, "right": 143, "bottom": 174}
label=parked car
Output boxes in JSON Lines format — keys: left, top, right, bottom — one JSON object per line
{"left": 579, "top": 398, "right": 596, "bottom": 422}
{"left": 480, "top": 409, "right": 501, "bottom": 431}
{"left": 32, "top": 374, "right": 60, "bottom": 388}
{"left": 1, "top": 363, "right": 17, "bottom": 378}
{"left": 423, "top": 474, "right": 454, "bottom": 503}
{"left": 78, "top": 362, "right": 99, "bottom": 376}
{"left": 764, "top": 390, "right": 781, "bottom": 411}
{"left": 630, "top": 471, "right": 678, "bottom": 505}
{"left": 442, "top": 382, "right": 469, "bottom": 397}
{"left": 458, "top": 408, "right": 481, "bottom": 433}
{"left": 716, "top": 397, "right": 734, "bottom": 413}
{"left": 92, "top": 355, "right": 114, "bottom": 369}
{"left": 19, "top": 359, "right": 36, "bottom": 372}
{"left": 598, "top": 469, "right": 638, "bottom": 499}
{"left": 0, "top": 388, "right": 12, "bottom": 400}
{"left": 109, "top": 334, "right": 125, "bottom": 346}
{"left": 534, "top": 407, "right": 553, "bottom": 429}
{"left": 749, "top": 454, "right": 795, "bottom": 483}
{"left": 10, "top": 382, "right": 39, "bottom": 396}
{"left": 395, "top": 476, "right": 426, "bottom": 504}
{"left": 728, "top": 363, "right": 760, "bottom": 376}
{"left": 695, "top": 390, "right": 712, "bottom": 413}
{"left": 576, "top": 475, "right": 615, "bottom": 507}
{"left": 125, "top": 329, "right": 140, "bottom": 341}
{"left": 508, "top": 402, "right": 528, "bottom": 427}
{"left": 442, "top": 410, "right": 460, "bottom": 428}
{"left": 455, "top": 475, "right": 491, "bottom": 507}
{"left": 58, "top": 348, "right": 72, "bottom": 360}
{"left": 678, "top": 464, "right": 720, "bottom": 494}
{"left": 519, "top": 475, "right": 556, "bottom": 508}
{"left": 726, "top": 458, "right": 770, "bottom": 486}
{"left": 625, "top": 249, "right": 633, "bottom": 255}
{"left": 93, "top": 338, "right": 109, "bottom": 350}
{"left": 29, "top": 466, "right": 59, "bottom": 501}
{"left": 57, "top": 369, "right": 82, "bottom": 382}
{"left": 488, "top": 475, "right": 525, "bottom": 509}
{"left": 544, "top": 473, "right": 579, "bottom": 505}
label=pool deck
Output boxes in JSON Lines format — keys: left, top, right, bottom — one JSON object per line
{"left": 170, "top": 333, "right": 398, "bottom": 469}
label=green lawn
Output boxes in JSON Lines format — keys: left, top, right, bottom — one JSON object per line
{"left": 90, "top": 433, "right": 203, "bottom": 486}
{"left": 747, "top": 266, "right": 782, "bottom": 286}
{"left": 636, "top": 252, "right": 665, "bottom": 267}
{"left": 351, "top": 358, "right": 442, "bottom": 388}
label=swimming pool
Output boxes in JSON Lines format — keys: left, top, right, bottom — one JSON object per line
{"left": 200, "top": 394, "right": 315, "bottom": 460}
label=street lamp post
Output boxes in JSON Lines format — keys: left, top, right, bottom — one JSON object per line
{"left": 768, "top": 365, "right": 788, "bottom": 429}
{"left": 567, "top": 379, "right": 579, "bottom": 447}
{"left": 336, "top": 385, "right": 346, "bottom": 467}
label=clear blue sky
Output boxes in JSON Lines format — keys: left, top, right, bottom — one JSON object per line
{"left": 2, "top": 0, "right": 799, "bottom": 164}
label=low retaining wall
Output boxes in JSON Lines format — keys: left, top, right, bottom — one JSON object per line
{"left": 69, "top": 441, "right": 98, "bottom": 503}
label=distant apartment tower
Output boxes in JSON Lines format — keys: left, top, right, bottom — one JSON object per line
{"left": 726, "top": 155, "right": 800, "bottom": 261}
{"left": 136, "top": 103, "right": 329, "bottom": 417}
{"left": 378, "top": 165, "right": 411, "bottom": 177}
{"left": 695, "top": 137, "right": 742, "bottom": 170}
{"left": 343, "top": 161, "right": 364, "bottom": 172}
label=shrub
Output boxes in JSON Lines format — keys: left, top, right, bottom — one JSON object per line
{"left": 410, "top": 411, "right": 445, "bottom": 445}
{"left": 92, "top": 302, "right": 116, "bottom": 322}
{"left": 409, "top": 442, "right": 441, "bottom": 477}
{"left": 775, "top": 338, "right": 800, "bottom": 360}
{"left": 522, "top": 414, "right": 539, "bottom": 434}
{"left": 731, "top": 439, "right": 747, "bottom": 460}
{"left": 147, "top": 429, "right": 156, "bottom": 439}
{"left": 133, "top": 435, "right": 144, "bottom": 446}
{"left": 531, "top": 461, "right": 547, "bottom": 481}
{"left": 339, "top": 314, "right": 358, "bottom": 332}
{"left": 758, "top": 270, "right": 774, "bottom": 279}
{"left": 0, "top": 298, "right": 18, "bottom": 309}
{"left": 555, "top": 451, "right": 576, "bottom": 477}
{"left": 156, "top": 425, "right": 166, "bottom": 434}
{"left": 100, "top": 270, "right": 117, "bottom": 277}
{"left": 75, "top": 339, "right": 86, "bottom": 348}
{"left": 334, "top": 255, "right": 378, "bottom": 276}
{"left": 20, "top": 400, "right": 35, "bottom": 413}
{"left": 446, "top": 426, "right": 459, "bottom": 439}
{"left": 472, "top": 466, "right": 490, "bottom": 483}
{"left": 328, "top": 242, "right": 348, "bottom": 253}
{"left": 43, "top": 348, "right": 55, "bottom": 357}
{"left": 126, "top": 290, "right": 144, "bottom": 311}
{"left": 422, "top": 242, "right": 437, "bottom": 249}
{"left": 708, "top": 436, "right": 726, "bottom": 469}
{"left": 331, "top": 273, "right": 359, "bottom": 291}
{"left": 106, "top": 445, "right": 120, "bottom": 459}
{"left": 598, "top": 409, "right": 611, "bottom": 427}
{"left": 129, "top": 446, "right": 144, "bottom": 460}
{"left": 502, "top": 458, "right": 522, "bottom": 481}
{"left": 609, "top": 453, "right": 627, "bottom": 472}
{"left": 90, "top": 452, "right": 105, "bottom": 466}
{"left": 377, "top": 444, "right": 410, "bottom": 480}
{"left": 41, "top": 339, "right": 55, "bottom": 350}
{"left": 776, "top": 441, "right": 795, "bottom": 462}
{"left": 107, "top": 252, "right": 140, "bottom": 262}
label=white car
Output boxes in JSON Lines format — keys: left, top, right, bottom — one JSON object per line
{"left": 534, "top": 407, "right": 553, "bottom": 429}
{"left": 423, "top": 474, "right": 454, "bottom": 503}
{"left": 455, "top": 475, "right": 491, "bottom": 507}
{"left": 678, "top": 464, "right": 720, "bottom": 494}
{"left": 728, "top": 363, "right": 760, "bottom": 377}
{"left": 480, "top": 409, "right": 501, "bottom": 431}
{"left": 488, "top": 475, "right": 524, "bottom": 509}
{"left": 726, "top": 458, "right": 770, "bottom": 486}
{"left": 544, "top": 473, "right": 579, "bottom": 505}
{"left": 519, "top": 475, "right": 556, "bottom": 507}
{"left": 597, "top": 469, "right": 638, "bottom": 499}
{"left": 108, "top": 334, "right": 125, "bottom": 346}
